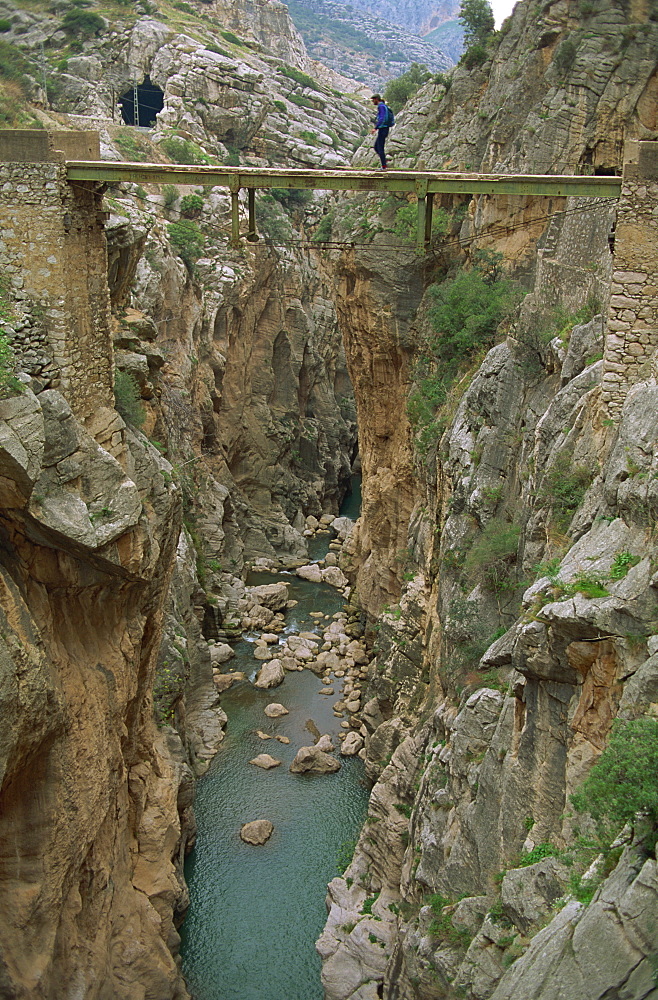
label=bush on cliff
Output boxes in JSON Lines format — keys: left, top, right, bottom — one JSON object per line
{"left": 114, "top": 371, "right": 144, "bottom": 428}
{"left": 572, "top": 717, "right": 658, "bottom": 844}
{"left": 408, "top": 255, "right": 520, "bottom": 453}
{"left": 167, "top": 220, "right": 205, "bottom": 271}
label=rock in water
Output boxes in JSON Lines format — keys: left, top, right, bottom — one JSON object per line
{"left": 315, "top": 734, "right": 335, "bottom": 752}
{"left": 249, "top": 754, "right": 282, "bottom": 769}
{"left": 240, "top": 820, "right": 274, "bottom": 845}
{"left": 340, "top": 731, "right": 364, "bottom": 756}
{"left": 255, "top": 729, "right": 272, "bottom": 740}
{"left": 254, "top": 658, "right": 285, "bottom": 688}
{"left": 290, "top": 745, "right": 341, "bottom": 774}
{"left": 264, "top": 702, "right": 289, "bottom": 717}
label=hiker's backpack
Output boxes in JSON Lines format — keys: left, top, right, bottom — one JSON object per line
{"left": 384, "top": 104, "right": 395, "bottom": 127}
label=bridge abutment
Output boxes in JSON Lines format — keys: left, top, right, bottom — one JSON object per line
{"left": 0, "top": 130, "right": 114, "bottom": 421}
{"left": 602, "top": 140, "right": 658, "bottom": 413}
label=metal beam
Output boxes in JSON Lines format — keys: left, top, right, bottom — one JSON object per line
{"left": 66, "top": 161, "right": 622, "bottom": 199}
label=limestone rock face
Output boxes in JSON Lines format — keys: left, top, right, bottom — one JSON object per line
{"left": 0, "top": 390, "right": 188, "bottom": 998}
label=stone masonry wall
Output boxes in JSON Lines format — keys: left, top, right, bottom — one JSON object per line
{"left": 602, "top": 140, "right": 658, "bottom": 412}
{"left": 0, "top": 132, "right": 113, "bottom": 420}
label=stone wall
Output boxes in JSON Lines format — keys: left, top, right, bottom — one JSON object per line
{"left": 602, "top": 140, "right": 658, "bottom": 412}
{"left": 0, "top": 130, "right": 113, "bottom": 421}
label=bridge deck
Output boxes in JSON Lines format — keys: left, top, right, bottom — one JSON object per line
{"left": 66, "top": 160, "right": 621, "bottom": 250}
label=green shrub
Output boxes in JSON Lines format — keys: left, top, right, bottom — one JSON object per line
{"left": 383, "top": 62, "right": 431, "bottom": 112}
{"left": 115, "top": 132, "right": 149, "bottom": 162}
{"left": 392, "top": 202, "right": 449, "bottom": 245}
{"left": 270, "top": 187, "right": 312, "bottom": 210}
{"left": 609, "top": 551, "right": 640, "bottom": 580}
{"left": 179, "top": 193, "right": 204, "bottom": 218}
{"left": 220, "top": 29, "right": 246, "bottom": 46}
{"left": 61, "top": 9, "right": 105, "bottom": 36}
{"left": 167, "top": 219, "right": 205, "bottom": 270}
{"left": 336, "top": 837, "right": 357, "bottom": 873}
{"left": 313, "top": 211, "right": 334, "bottom": 244}
{"left": 288, "top": 93, "right": 317, "bottom": 111}
{"left": 273, "top": 99, "right": 286, "bottom": 112}
{"left": 539, "top": 452, "right": 593, "bottom": 530}
{"left": 462, "top": 42, "right": 489, "bottom": 68}
{"left": 361, "top": 892, "right": 380, "bottom": 915}
{"left": 428, "top": 261, "right": 519, "bottom": 370}
{"left": 427, "top": 894, "right": 472, "bottom": 947}
{"left": 464, "top": 519, "right": 520, "bottom": 595}
{"left": 114, "top": 371, "right": 144, "bottom": 427}
{"left": 0, "top": 332, "right": 24, "bottom": 399}
{"left": 572, "top": 717, "right": 658, "bottom": 840}
{"left": 0, "top": 38, "right": 30, "bottom": 85}
{"left": 277, "top": 64, "right": 320, "bottom": 91}
{"left": 160, "top": 136, "right": 210, "bottom": 165}
{"left": 553, "top": 36, "right": 578, "bottom": 72}
{"left": 517, "top": 843, "right": 561, "bottom": 867}
{"left": 257, "top": 195, "right": 292, "bottom": 242}
{"left": 162, "top": 184, "right": 178, "bottom": 208}
{"left": 0, "top": 19, "right": 12, "bottom": 31}
{"left": 205, "top": 42, "right": 231, "bottom": 57}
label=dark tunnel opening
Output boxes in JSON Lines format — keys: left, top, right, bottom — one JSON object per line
{"left": 119, "top": 76, "right": 164, "bottom": 127}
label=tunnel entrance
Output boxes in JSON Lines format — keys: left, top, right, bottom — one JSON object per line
{"left": 119, "top": 77, "right": 164, "bottom": 127}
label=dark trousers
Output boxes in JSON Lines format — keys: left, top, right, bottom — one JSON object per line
{"left": 374, "top": 126, "right": 389, "bottom": 167}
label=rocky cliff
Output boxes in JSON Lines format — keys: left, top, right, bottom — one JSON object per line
{"left": 0, "top": 387, "right": 191, "bottom": 997}
{"left": 317, "top": 1, "right": 658, "bottom": 998}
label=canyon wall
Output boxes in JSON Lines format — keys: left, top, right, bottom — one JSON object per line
{"left": 319, "top": 2, "right": 658, "bottom": 998}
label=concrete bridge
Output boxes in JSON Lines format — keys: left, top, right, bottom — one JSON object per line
{"left": 0, "top": 129, "right": 655, "bottom": 419}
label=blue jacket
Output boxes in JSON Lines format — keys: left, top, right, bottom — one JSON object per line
{"left": 375, "top": 101, "right": 388, "bottom": 128}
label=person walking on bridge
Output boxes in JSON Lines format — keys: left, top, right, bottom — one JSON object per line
{"left": 370, "top": 94, "right": 394, "bottom": 170}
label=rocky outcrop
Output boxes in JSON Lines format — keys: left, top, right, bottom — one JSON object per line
{"left": 0, "top": 388, "right": 188, "bottom": 998}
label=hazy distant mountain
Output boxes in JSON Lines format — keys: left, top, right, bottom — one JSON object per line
{"left": 286, "top": 0, "right": 456, "bottom": 86}
{"left": 327, "top": 0, "right": 461, "bottom": 35}
{"left": 424, "top": 19, "right": 464, "bottom": 63}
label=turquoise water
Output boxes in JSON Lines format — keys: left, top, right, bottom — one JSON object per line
{"left": 180, "top": 483, "right": 369, "bottom": 1000}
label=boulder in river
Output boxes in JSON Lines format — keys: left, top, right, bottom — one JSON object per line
{"left": 322, "top": 566, "right": 349, "bottom": 590}
{"left": 255, "top": 730, "right": 272, "bottom": 740}
{"left": 248, "top": 582, "right": 290, "bottom": 610}
{"left": 296, "top": 564, "right": 322, "bottom": 583}
{"left": 209, "top": 642, "right": 235, "bottom": 666}
{"left": 249, "top": 754, "right": 281, "bottom": 769}
{"left": 253, "top": 644, "right": 273, "bottom": 660}
{"left": 264, "top": 703, "right": 289, "bottom": 718}
{"left": 290, "top": 746, "right": 341, "bottom": 774}
{"left": 340, "top": 732, "right": 364, "bottom": 756}
{"left": 254, "top": 658, "right": 285, "bottom": 689}
{"left": 315, "top": 734, "right": 335, "bottom": 752}
{"left": 240, "top": 820, "right": 274, "bottom": 845}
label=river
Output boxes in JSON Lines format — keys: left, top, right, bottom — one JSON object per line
{"left": 180, "top": 476, "right": 369, "bottom": 1000}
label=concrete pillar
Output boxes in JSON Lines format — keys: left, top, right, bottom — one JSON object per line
{"left": 0, "top": 130, "right": 114, "bottom": 421}
{"left": 601, "top": 141, "right": 658, "bottom": 413}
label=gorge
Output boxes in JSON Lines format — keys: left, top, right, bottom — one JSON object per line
{"left": 0, "top": 0, "right": 658, "bottom": 998}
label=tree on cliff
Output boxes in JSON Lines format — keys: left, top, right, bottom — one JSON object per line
{"left": 458, "top": 0, "right": 495, "bottom": 48}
